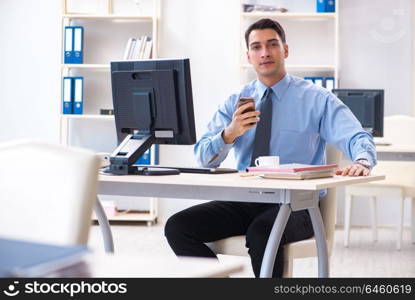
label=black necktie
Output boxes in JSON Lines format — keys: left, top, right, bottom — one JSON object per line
{"left": 250, "top": 88, "right": 273, "bottom": 167}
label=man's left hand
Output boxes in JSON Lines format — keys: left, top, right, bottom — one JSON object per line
{"left": 335, "top": 163, "right": 370, "bottom": 176}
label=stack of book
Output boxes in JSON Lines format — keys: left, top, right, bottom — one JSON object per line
{"left": 123, "top": 36, "right": 153, "bottom": 60}
{"left": 246, "top": 164, "right": 338, "bottom": 180}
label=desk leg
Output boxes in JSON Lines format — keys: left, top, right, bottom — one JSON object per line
{"left": 94, "top": 197, "right": 115, "bottom": 253}
{"left": 308, "top": 207, "right": 329, "bottom": 278}
{"left": 259, "top": 204, "right": 291, "bottom": 278}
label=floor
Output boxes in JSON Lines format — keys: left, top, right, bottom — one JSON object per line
{"left": 88, "top": 222, "right": 415, "bottom": 277}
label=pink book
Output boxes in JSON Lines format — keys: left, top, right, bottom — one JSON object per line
{"left": 247, "top": 163, "right": 338, "bottom": 174}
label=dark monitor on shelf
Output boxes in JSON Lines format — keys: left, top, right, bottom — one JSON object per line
{"left": 107, "top": 58, "right": 196, "bottom": 175}
{"left": 332, "top": 89, "right": 384, "bottom": 137}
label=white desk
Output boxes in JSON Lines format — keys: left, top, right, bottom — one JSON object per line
{"left": 376, "top": 144, "right": 415, "bottom": 243}
{"left": 96, "top": 173, "right": 384, "bottom": 278}
{"left": 376, "top": 144, "right": 415, "bottom": 161}
{"left": 54, "top": 255, "right": 244, "bottom": 278}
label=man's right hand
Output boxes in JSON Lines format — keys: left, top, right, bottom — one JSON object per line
{"left": 222, "top": 102, "right": 260, "bottom": 144}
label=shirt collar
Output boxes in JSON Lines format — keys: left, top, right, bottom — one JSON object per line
{"left": 256, "top": 73, "right": 291, "bottom": 101}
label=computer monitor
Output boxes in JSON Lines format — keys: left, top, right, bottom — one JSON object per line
{"left": 332, "top": 89, "right": 384, "bottom": 137}
{"left": 107, "top": 58, "right": 196, "bottom": 175}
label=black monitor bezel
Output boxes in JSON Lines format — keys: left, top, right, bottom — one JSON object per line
{"left": 110, "top": 58, "right": 196, "bottom": 146}
{"left": 332, "top": 89, "right": 384, "bottom": 137}
{"left": 107, "top": 58, "right": 197, "bottom": 175}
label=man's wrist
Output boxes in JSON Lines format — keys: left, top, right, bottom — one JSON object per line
{"left": 222, "top": 129, "right": 236, "bottom": 144}
{"left": 355, "top": 158, "right": 371, "bottom": 169}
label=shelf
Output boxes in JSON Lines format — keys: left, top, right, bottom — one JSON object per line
{"left": 286, "top": 64, "right": 336, "bottom": 71}
{"left": 241, "top": 64, "right": 336, "bottom": 71}
{"left": 241, "top": 12, "right": 336, "bottom": 20}
{"left": 61, "top": 0, "right": 160, "bottom": 223}
{"left": 60, "top": 114, "right": 114, "bottom": 120}
{"left": 62, "top": 14, "right": 154, "bottom": 21}
{"left": 61, "top": 64, "right": 110, "bottom": 69}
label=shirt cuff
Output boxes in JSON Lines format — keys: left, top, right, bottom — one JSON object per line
{"left": 210, "top": 130, "right": 234, "bottom": 155}
{"left": 354, "top": 152, "right": 375, "bottom": 169}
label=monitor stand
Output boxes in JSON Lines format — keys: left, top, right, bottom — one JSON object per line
{"left": 102, "top": 165, "right": 179, "bottom": 176}
{"left": 134, "top": 166, "right": 180, "bottom": 175}
{"left": 105, "top": 133, "right": 180, "bottom": 176}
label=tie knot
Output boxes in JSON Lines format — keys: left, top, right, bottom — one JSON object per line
{"left": 264, "top": 88, "right": 273, "bottom": 100}
{"left": 262, "top": 88, "right": 273, "bottom": 105}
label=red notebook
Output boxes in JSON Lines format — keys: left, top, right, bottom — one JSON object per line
{"left": 247, "top": 163, "right": 338, "bottom": 174}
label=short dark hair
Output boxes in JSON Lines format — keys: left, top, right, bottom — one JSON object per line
{"left": 245, "top": 18, "right": 286, "bottom": 48}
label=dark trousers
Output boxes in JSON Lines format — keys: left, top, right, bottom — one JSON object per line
{"left": 164, "top": 201, "right": 314, "bottom": 277}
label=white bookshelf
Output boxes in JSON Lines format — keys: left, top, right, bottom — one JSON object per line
{"left": 241, "top": 12, "right": 336, "bottom": 19}
{"left": 61, "top": 64, "right": 110, "bottom": 69}
{"left": 62, "top": 14, "right": 154, "bottom": 21}
{"left": 242, "top": 64, "right": 336, "bottom": 71}
{"left": 239, "top": 0, "right": 340, "bottom": 87}
{"left": 60, "top": 0, "right": 160, "bottom": 225}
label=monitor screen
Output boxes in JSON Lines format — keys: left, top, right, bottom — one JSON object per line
{"left": 332, "top": 89, "right": 384, "bottom": 137}
{"left": 108, "top": 58, "right": 196, "bottom": 174}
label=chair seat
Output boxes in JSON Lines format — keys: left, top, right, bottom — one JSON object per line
{"left": 208, "top": 235, "right": 333, "bottom": 262}
{"left": 208, "top": 236, "right": 248, "bottom": 257}
{"left": 283, "top": 238, "right": 332, "bottom": 260}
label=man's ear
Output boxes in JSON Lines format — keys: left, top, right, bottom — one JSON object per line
{"left": 283, "top": 44, "right": 289, "bottom": 59}
{"left": 246, "top": 50, "right": 252, "bottom": 64}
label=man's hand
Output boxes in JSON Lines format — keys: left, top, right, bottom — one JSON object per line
{"left": 335, "top": 163, "right": 370, "bottom": 176}
{"left": 222, "top": 102, "right": 260, "bottom": 144}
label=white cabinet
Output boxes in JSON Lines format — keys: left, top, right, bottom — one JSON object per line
{"left": 60, "top": 0, "right": 160, "bottom": 225}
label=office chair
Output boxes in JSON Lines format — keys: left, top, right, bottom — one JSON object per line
{"left": 0, "top": 140, "right": 100, "bottom": 246}
{"left": 207, "top": 145, "right": 341, "bottom": 277}
{"left": 344, "top": 115, "right": 415, "bottom": 250}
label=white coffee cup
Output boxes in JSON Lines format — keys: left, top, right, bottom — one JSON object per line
{"left": 254, "top": 156, "right": 279, "bottom": 168}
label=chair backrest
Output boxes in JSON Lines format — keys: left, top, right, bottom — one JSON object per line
{"left": 0, "top": 140, "right": 100, "bottom": 246}
{"left": 373, "top": 115, "right": 415, "bottom": 187}
{"left": 321, "top": 144, "right": 342, "bottom": 253}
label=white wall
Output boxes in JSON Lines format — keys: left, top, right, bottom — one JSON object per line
{"left": 0, "top": 0, "right": 61, "bottom": 143}
{"left": 337, "top": 0, "right": 413, "bottom": 227}
{"left": 155, "top": 0, "right": 240, "bottom": 217}
{"left": 339, "top": 0, "right": 413, "bottom": 115}
{"left": 0, "top": 0, "right": 413, "bottom": 226}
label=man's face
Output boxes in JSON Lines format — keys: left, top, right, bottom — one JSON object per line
{"left": 247, "top": 28, "right": 289, "bottom": 79}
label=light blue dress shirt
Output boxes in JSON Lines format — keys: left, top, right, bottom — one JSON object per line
{"left": 194, "top": 73, "right": 377, "bottom": 173}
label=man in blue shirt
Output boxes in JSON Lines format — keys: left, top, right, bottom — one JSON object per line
{"left": 165, "top": 18, "right": 376, "bottom": 277}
